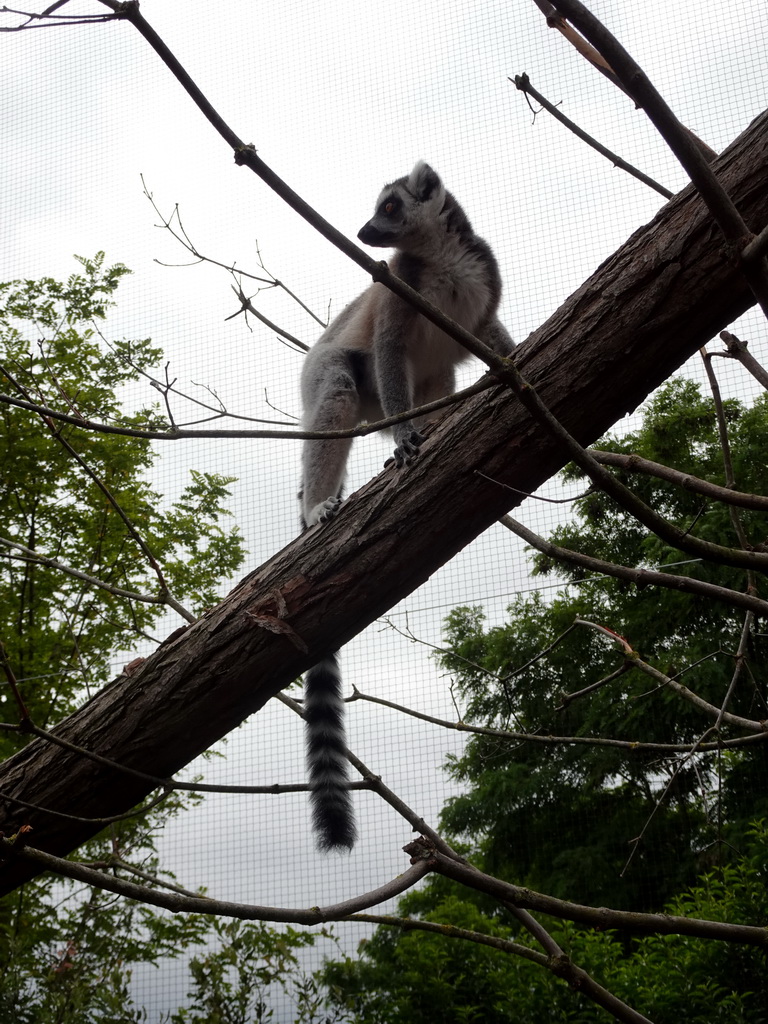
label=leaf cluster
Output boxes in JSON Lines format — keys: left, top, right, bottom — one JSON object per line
{"left": 323, "top": 892, "right": 521, "bottom": 1024}
{"left": 322, "top": 822, "right": 768, "bottom": 1024}
{"left": 171, "top": 919, "right": 330, "bottom": 1024}
{"left": 0, "top": 256, "right": 258, "bottom": 1020}
{"left": 322, "top": 379, "right": 768, "bottom": 1022}
{"left": 436, "top": 380, "right": 768, "bottom": 909}
{"left": 0, "top": 254, "right": 246, "bottom": 742}
{"left": 0, "top": 805, "right": 211, "bottom": 1024}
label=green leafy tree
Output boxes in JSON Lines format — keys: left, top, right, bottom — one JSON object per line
{"left": 0, "top": 254, "right": 254, "bottom": 1020}
{"left": 602, "top": 820, "right": 768, "bottom": 1022}
{"left": 438, "top": 380, "right": 768, "bottom": 911}
{"left": 0, "top": 255, "right": 345, "bottom": 1024}
{"left": 323, "top": 884, "right": 526, "bottom": 1024}
{"left": 324, "top": 823, "right": 768, "bottom": 1024}
{"left": 0, "top": 252, "right": 245, "bottom": 736}
{"left": 171, "top": 919, "right": 345, "bottom": 1024}
{"left": 0, "top": 814, "right": 212, "bottom": 1024}
{"left": 322, "top": 379, "right": 768, "bottom": 1022}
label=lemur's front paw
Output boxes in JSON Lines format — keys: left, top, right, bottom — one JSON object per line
{"left": 306, "top": 496, "right": 343, "bottom": 527}
{"left": 385, "top": 429, "right": 425, "bottom": 469}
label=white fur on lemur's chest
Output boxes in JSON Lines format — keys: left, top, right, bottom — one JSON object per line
{"left": 402, "top": 234, "right": 492, "bottom": 368}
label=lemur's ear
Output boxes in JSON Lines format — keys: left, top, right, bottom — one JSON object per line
{"left": 407, "top": 161, "right": 443, "bottom": 203}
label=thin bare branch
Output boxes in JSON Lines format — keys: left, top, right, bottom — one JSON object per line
{"left": 475, "top": 469, "right": 589, "bottom": 505}
{"left": 141, "top": 175, "right": 327, "bottom": 329}
{"left": 572, "top": 618, "right": 634, "bottom": 655}
{"left": 89, "top": 856, "right": 213, "bottom": 900}
{"left": 500, "top": 515, "right": 768, "bottom": 617}
{"left": 0, "top": 644, "right": 31, "bottom": 722}
{"left": 716, "top": 611, "right": 755, "bottom": 730}
{"left": 556, "top": 663, "right": 632, "bottom": 709}
{"left": 0, "top": 4, "right": 113, "bottom": 30}
{"left": 742, "top": 222, "right": 768, "bottom": 263}
{"left": 350, "top": 911, "right": 549, "bottom": 966}
{"left": 513, "top": 72, "right": 673, "bottom": 198}
{"left": 719, "top": 330, "right": 768, "bottom": 392}
{"left": 530, "top": 0, "right": 632, "bottom": 97}
{"left": 381, "top": 616, "right": 509, "bottom": 685}
{"left": 504, "top": 903, "right": 564, "bottom": 959}
{"left": 0, "top": 536, "right": 170, "bottom": 606}
{"left": 590, "top": 447, "right": 768, "bottom": 511}
{"left": 534, "top": 0, "right": 717, "bottom": 165}
{"left": 0, "top": 786, "right": 170, "bottom": 826}
{"left": 700, "top": 347, "right": 744, "bottom": 506}
{"left": 18, "top": 717, "right": 370, "bottom": 797}
{"left": 1, "top": 376, "right": 495, "bottom": 443}
{"left": 627, "top": 652, "right": 765, "bottom": 733}
{"left": 1, "top": 836, "right": 430, "bottom": 924}
{"left": 228, "top": 284, "right": 309, "bottom": 352}
{"left": 276, "top": 690, "right": 465, "bottom": 861}
{"left": 348, "top": 687, "right": 767, "bottom": 754}
{"left": 93, "top": 328, "right": 298, "bottom": 426}
{"left": 413, "top": 840, "right": 768, "bottom": 946}
{"left": 551, "top": 0, "right": 768, "bottom": 319}
{"left": 620, "top": 728, "right": 717, "bottom": 877}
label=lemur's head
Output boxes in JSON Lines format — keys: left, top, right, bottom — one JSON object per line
{"left": 357, "top": 162, "right": 447, "bottom": 251}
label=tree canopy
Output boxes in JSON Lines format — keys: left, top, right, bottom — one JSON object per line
{"left": 0, "top": 253, "right": 245, "bottom": 740}
{"left": 323, "top": 378, "right": 768, "bottom": 1023}
{"left": 0, "top": 256, "right": 325, "bottom": 1021}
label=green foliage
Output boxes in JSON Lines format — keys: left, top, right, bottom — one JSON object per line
{"left": 171, "top": 919, "right": 338, "bottom": 1024}
{"left": 0, "top": 255, "right": 259, "bottom": 1020}
{"left": 323, "top": 826, "right": 768, "bottom": 1024}
{"left": 323, "top": 379, "right": 768, "bottom": 1022}
{"left": 604, "top": 821, "right": 768, "bottom": 1022}
{"left": 437, "top": 380, "right": 768, "bottom": 911}
{"left": 0, "top": 819, "right": 343, "bottom": 1023}
{"left": 323, "top": 891, "right": 527, "bottom": 1024}
{"left": 0, "top": 824, "right": 211, "bottom": 1024}
{"left": 0, "top": 252, "right": 246, "bottom": 739}
{"left": 528, "top": 819, "right": 768, "bottom": 1024}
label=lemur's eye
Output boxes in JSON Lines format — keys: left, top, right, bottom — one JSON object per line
{"left": 384, "top": 201, "right": 395, "bottom": 214}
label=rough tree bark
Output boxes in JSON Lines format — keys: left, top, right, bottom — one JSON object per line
{"left": 1, "top": 108, "right": 767, "bottom": 894}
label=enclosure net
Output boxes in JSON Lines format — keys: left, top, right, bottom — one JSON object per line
{"left": 2, "top": 1, "right": 767, "bottom": 1019}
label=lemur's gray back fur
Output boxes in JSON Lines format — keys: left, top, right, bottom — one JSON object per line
{"left": 300, "top": 162, "right": 515, "bottom": 850}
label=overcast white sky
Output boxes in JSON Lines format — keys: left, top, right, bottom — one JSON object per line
{"left": 3, "top": 1, "right": 768, "bottom": 1017}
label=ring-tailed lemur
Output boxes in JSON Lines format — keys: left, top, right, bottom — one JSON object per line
{"left": 300, "top": 161, "right": 515, "bottom": 850}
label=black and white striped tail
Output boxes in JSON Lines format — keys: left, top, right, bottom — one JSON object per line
{"left": 304, "top": 652, "right": 357, "bottom": 850}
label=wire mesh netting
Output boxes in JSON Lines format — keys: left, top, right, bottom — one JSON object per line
{"left": 2, "top": 1, "right": 768, "bottom": 1020}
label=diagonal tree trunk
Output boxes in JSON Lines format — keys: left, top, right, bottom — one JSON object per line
{"left": 2, "top": 107, "right": 767, "bottom": 895}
